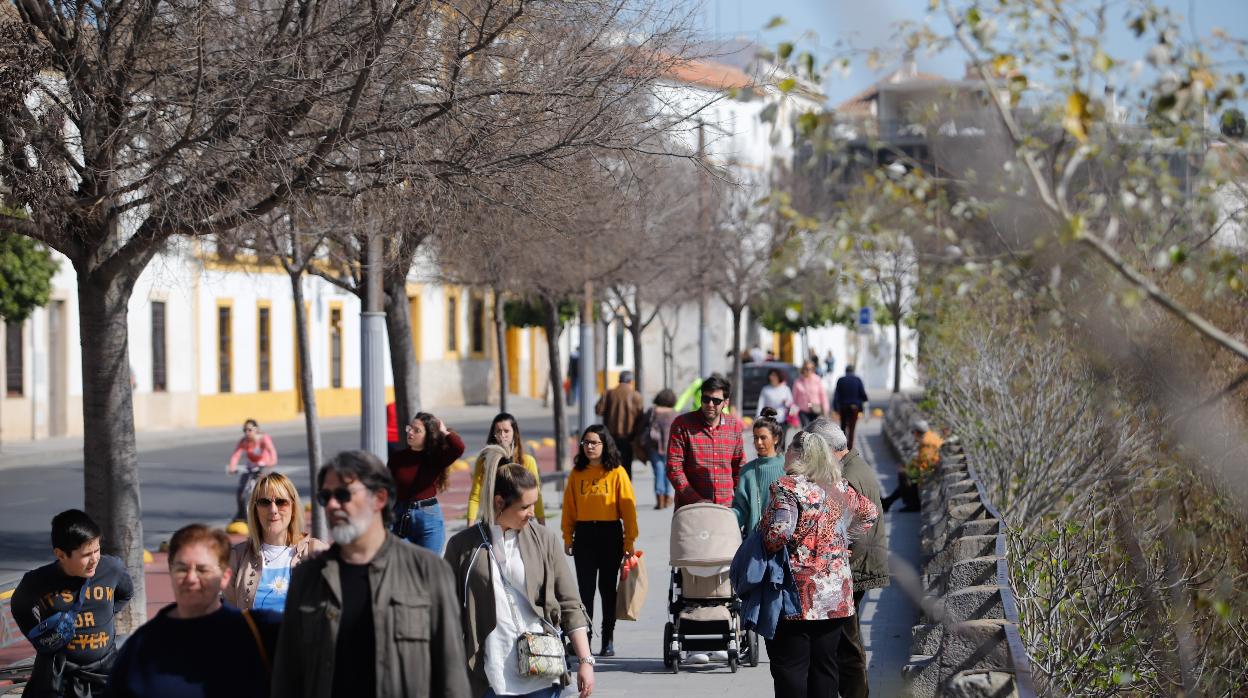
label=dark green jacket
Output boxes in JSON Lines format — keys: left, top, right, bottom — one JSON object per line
{"left": 841, "top": 448, "right": 889, "bottom": 590}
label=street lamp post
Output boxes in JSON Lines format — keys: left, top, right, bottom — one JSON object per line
{"left": 361, "top": 229, "right": 387, "bottom": 460}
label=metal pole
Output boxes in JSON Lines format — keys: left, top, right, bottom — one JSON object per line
{"left": 696, "top": 119, "right": 712, "bottom": 380}
{"left": 699, "top": 293, "right": 711, "bottom": 378}
{"left": 578, "top": 280, "right": 596, "bottom": 433}
{"left": 361, "top": 230, "right": 387, "bottom": 459}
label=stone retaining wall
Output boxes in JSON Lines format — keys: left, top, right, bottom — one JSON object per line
{"left": 884, "top": 395, "right": 1039, "bottom": 698}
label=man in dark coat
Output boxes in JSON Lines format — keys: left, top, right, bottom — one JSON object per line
{"left": 832, "top": 365, "right": 870, "bottom": 449}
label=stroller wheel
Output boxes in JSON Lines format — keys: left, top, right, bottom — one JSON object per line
{"left": 671, "top": 656, "right": 680, "bottom": 674}
{"left": 662, "top": 622, "right": 675, "bottom": 668}
{"left": 747, "top": 630, "right": 760, "bottom": 667}
{"left": 728, "top": 655, "right": 738, "bottom": 673}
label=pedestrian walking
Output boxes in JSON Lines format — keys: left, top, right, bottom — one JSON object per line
{"left": 640, "top": 389, "right": 679, "bottom": 509}
{"left": 388, "top": 411, "right": 466, "bottom": 552}
{"left": 755, "top": 368, "right": 795, "bottom": 429}
{"left": 568, "top": 349, "right": 581, "bottom": 406}
{"left": 11, "top": 509, "right": 133, "bottom": 698}
{"left": 793, "top": 361, "right": 830, "bottom": 428}
{"left": 666, "top": 374, "right": 746, "bottom": 508}
{"left": 831, "top": 366, "right": 870, "bottom": 449}
{"left": 882, "top": 419, "right": 944, "bottom": 513}
{"left": 224, "top": 472, "right": 328, "bottom": 612}
{"left": 445, "top": 464, "right": 596, "bottom": 698}
{"left": 824, "top": 350, "right": 836, "bottom": 378}
{"left": 730, "top": 407, "right": 787, "bottom": 535}
{"left": 595, "top": 370, "right": 644, "bottom": 480}
{"left": 467, "top": 413, "right": 546, "bottom": 525}
{"left": 758, "top": 428, "right": 878, "bottom": 697}
{"left": 227, "top": 419, "right": 278, "bottom": 522}
{"left": 108, "top": 524, "right": 279, "bottom": 698}
{"left": 560, "top": 425, "right": 639, "bottom": 658}
{"left": 804, "top": 418, "right": 888, "bottom": 698}
{"left": 271, "top": 451, "right": 471, "bottom": 698}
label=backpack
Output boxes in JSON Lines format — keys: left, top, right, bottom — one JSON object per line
{"left": 640, "top": 407, "right": 659, "bottom": 453}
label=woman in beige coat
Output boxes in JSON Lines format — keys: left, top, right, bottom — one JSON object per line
{"left": 445, "top": 462, "right": 594, "bottom": 698}
{"left": 223, "top": 472, "right": 327, "bottom": 611}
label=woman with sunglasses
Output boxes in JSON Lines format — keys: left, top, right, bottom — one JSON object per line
{"left": 467, "top": 413, "right": 546, "bottom": 525}
{"left": 223, "top": 472, "right": 327, "bottom": 612}
{"left": 561, "top": 425, "right": 638, "bottom": 657}
{"left": 388, "top": 411, "right": 466, "bottom": 552}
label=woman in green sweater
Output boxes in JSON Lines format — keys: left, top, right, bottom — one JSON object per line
{"left": 731, "top": 407, "right": 788, "bottom": 534}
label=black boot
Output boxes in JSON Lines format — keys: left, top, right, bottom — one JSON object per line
{"left": 881, "top": 489, "right": 899, "bottom": 512}
{"left": 599, "top": 627, "right": 615, "bottom": 657}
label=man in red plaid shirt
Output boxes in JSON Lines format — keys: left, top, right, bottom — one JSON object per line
{"left": 666, "top": 374, "right": 746, "bottom": 508}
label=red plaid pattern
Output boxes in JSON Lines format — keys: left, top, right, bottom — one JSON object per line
{"left": 666, "top": 411, "right": 746, "bottom": 507}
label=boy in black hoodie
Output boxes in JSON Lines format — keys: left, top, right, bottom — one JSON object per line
{"left": 10, "top": 509, "right": 134, "bottom": 697}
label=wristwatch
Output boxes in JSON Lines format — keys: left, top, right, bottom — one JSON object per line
{"left": 577, "top": 655, "right": 596, "bottom": 667}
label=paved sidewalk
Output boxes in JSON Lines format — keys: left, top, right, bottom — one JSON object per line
{"left": 543, "top": 417, "right": 919, "bottom": 697}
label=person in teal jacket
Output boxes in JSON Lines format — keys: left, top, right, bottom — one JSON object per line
{"left": 731, "top": 407, "right": 787, "bottom": 534}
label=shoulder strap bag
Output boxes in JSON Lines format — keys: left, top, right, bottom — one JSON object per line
{"left": 478, "top": 523, "right": 567, "bottom": 681}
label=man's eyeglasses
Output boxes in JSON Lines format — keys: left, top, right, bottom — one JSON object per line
{"left": 256, "top": 497, "right": 291, "bottom": 509}
{"left": 316, "top": 486, "right": 360, "bottom": 506}
{"left": 701, "top": 395, "right": 726, "bottom": 406}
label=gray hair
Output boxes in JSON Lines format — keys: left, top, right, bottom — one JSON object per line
{"left": 912, "top": 419, "right": 930, "bottom": 433}
{"left": 803, "top": 417, "right": 849, "bottom": 452}
{"left": 785, "top": 429, "right": 844, "bottom": 486}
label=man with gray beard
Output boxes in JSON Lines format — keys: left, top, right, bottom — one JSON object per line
{"left": 272, "top": 450, "right": 470, "bottom": 698}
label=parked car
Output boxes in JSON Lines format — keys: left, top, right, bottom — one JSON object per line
{"left": 739, "top": 361, "right": 799, "bottom": 415}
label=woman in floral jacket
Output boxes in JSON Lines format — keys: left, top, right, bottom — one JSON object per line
{"left": 759, "top": 426, "right": 878, "bottom": 696}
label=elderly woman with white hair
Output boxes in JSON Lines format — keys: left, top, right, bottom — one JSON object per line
{"left": 757, "top": 425, "right": 878, "bottom": 697}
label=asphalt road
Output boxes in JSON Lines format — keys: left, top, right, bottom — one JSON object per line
{"left": 0, "top": 400, "right": 560, "bottom": 589}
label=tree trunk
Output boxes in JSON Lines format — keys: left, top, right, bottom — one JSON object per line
{"left": 731, "top": 304, "right": 744, "bottom": 410}
{"left": 383, "top": 273, "right": 420, "bottom": 431}
{"left": 76, "top": 266, "right": 146, "bottom": 631}
{"left": 542, "top": 298, "right": 568, "bottom": 472}
{"left": 494, "top": 289, "right": 508, "bottom": 412}
{"left": 630, "top": 320, "right": 645, "bottom": 398}
{"left": 290, "top": 271, "right": 327, "bottom": 539}
{"left": 893, "top": 313, "right": 902, "bottom": 394}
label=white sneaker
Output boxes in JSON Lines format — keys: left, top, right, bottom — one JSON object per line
{"left": 688, "top": 653, "right": 710, "bottom": 664}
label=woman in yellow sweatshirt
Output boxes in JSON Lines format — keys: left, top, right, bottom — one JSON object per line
{"left": 466, "top": 412, "right": 546, "bottom": 524}
{"left": 562, "top": 423, "right": 639, "bottom": 658}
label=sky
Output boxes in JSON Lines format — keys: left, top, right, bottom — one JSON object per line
{"left": 680, "top": 0, "right": 1248, "bottom": 106}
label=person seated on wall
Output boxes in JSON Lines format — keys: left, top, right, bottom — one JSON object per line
{"left": 881, "top": 419, "right": 943, "bottom": 513}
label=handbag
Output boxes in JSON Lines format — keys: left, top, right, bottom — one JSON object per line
{"left": 480, "top": 525, "right": 568, "bottom": 681}
{"left": 26, "top": 579, "right": 89, "bottom": 654}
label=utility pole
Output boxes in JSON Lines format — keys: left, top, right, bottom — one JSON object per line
{"left": 697, "top": 120, "right": 712, "bottom": 379}
{"left": 361, "top": 229, "right": 386, "bottom": 459}
{"left": 578, "top": 280, "right": 596, "bottom": 433}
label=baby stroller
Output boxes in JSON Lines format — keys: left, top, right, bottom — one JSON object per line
{"left": 662, "top": 502, "right": 761, "bottom": 673}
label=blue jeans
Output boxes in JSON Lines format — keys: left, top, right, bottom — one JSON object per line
{"left": 483, "top": 687, "right": 563, "bottom": 698}
{"left": 649, "top": 451, "right": 674, "bottom": 496}
{"left": 393, "top": 501, "right": 446, "bottom": 553}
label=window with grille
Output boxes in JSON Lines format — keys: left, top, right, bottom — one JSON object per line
{"left": 330, "top": 307, "right": 343, "bottom": 388}
{"left": 5, "top": 321, "right": 22, "bottom": 397}
{"left": 258, "top": 305, "right": 271, "bottom": 392}
{"left": 446, "top": 296, "right": 458, "bottom": 353}
{"left": 151, "top": 302, "right": 167, "bottom": 392}
{"left": 470, "top": 295, "right": 486, "bottom": 354}
{"left": 218, "top": 305, "right": 232, "bottom": 393}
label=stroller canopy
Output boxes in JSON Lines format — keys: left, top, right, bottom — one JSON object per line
{"left": 670, "top": 503, "right": 742, "bottom": 567}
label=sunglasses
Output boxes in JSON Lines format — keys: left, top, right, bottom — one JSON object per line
{"left": 315, "top": 486, "right": 360, "bottom": 506}
{"left": 256, "top": 497, "right": 291, "bottom": 508}
{"left": 701, "top": 395, "right": 726, "bottom": 406}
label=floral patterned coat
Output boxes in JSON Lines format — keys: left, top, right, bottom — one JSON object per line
{"left": 760, "top": 474, "right": 878, "bottom": 620}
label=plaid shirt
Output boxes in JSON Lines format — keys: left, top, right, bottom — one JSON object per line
{"left": 666, "top": 410, "right": 746, "bottom": 508}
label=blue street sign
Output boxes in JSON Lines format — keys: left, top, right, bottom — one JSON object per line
{"left": 858, "top": 307, "right": 873, "bottom": 326}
